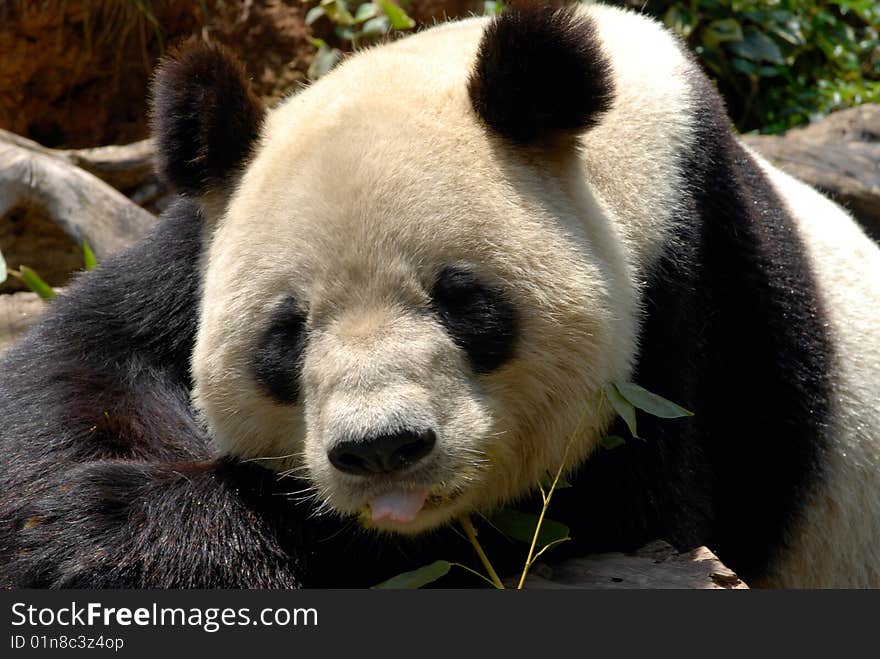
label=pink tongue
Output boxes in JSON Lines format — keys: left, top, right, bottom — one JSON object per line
{"left": 370, "top": 489, "right": 428, "bottom": 523}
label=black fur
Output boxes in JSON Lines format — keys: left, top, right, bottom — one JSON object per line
{"left": 151, "top": 41, "right": 265, "bottom": 195}
{"left": 251, "top": 296, "right": 308, "bottom": 405}
{"left": 468, "top": 6, "right": 614, "bottom": 144}
{"left": 430, "top": 265, "right": 518, "bottom": 373}
{"left": 0, "top": 202, "right": 506, "bottom": 588}
{"left": 547, "top": 65, "right": 833, "bottom": 584}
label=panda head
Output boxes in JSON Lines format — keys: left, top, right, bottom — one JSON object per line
{"left": 152, "top": 8, "right": 637, "bottom": 534}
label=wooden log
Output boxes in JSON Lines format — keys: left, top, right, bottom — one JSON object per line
{"left": 0, "top": 129, "right": 156, "bottom": 192}
{"left": 0, "top": 134, "right": 156, "bottom": 260}
{"left": 515, "top": 540, "right": 748, "bottom": 589}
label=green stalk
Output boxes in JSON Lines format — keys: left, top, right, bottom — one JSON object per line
{"left": 459, "top": 515, "right": 505, "bottom": 590}
{"left": 517, "top": 403, "right": 595, "bottom": 590}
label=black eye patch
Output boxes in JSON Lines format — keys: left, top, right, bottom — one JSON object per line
{"left": 251, "top": 296, "right": 308, "bottom": 405}
{"left": 430, "top": 265, "right": 518, "bottom": 373}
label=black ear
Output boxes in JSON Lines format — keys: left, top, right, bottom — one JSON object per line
{"left": 468, "top": 6, "right": 613, "bottom": 144}
{"left": 150, "top": 40, "right": 265, "bottom": 196}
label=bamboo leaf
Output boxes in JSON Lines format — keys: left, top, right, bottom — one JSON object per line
{"left": 540, "top": 473, "right": 572, "bottom": 490}
{"left": 614, "top": 382, "right": 694, "bottom": 419}
{"left": 604, "top": 382, "right": 638, "bottom": 437}
{"left": 601, "top": 435, "right": 627, "bottom": 451}
{"left": 16, "top": 266, "right": 56, "bottom": 300}
{"left": 373, "top": 560, "right": 452, "bottom": 589}
{"left": 490, "top": 509, "right": 569, "bottom": 546}
{"left": 82, "top": 241, "right": 98, "bottom": 271}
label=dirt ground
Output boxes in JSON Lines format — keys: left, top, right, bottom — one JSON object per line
{"left": 0, "top": 0, "right": 485, "bottom": 149}
{"left": 0, "top": 0, "right": 506, "bottom": 292}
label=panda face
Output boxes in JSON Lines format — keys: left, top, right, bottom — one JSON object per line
{"left": 186, "top": 11, "right": 638, "bottom": 533}
{"left": 297, "top": 261, "right": 503, "bottom": 532}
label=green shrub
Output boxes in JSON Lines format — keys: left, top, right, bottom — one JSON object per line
{"left": 304, "top": 0, "right": 505, "bottom": 79}
{"left": 303, "top": 1, "right": 878, "bottom": 133}
{"left": 612, "top": 0, "right": 880, "bottom": 133}
{"left": 304, "top": 0, "right": 418, "bottom": 79}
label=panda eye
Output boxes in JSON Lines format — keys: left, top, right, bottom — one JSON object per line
{"left": 430, "top": 265, "right": 518, "bottom": 373}
{"left": 251, "top": 296, "right": 308, "bottom": 405}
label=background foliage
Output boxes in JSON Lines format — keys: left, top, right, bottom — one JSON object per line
{"left": 613, "top": 0, "right": 880, "bottom": 133}
{"left": 307, "top": 1, "right": 879, "bottom": 133}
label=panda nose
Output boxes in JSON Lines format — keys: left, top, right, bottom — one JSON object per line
{"left": 328, "top": 429, "right": 436, "bottom": 476}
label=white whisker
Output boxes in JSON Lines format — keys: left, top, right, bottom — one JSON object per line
{"left": 242, "top": 452, "right": 300, "bottom": 463}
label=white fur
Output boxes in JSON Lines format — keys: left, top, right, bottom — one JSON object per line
{"left": 192, "top": 8, "right": 662, "bottom": 532}
{"left": 580, "top": 3, "right": 698, "bottom": 274}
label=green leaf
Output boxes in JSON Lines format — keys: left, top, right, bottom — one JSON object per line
{"left": 539, "top": 473, "right": 571, "bottom": 490}
{"left": 604, "top": 382, "right": 637, "bottom": 437}
{"left": 483, "top": 1, "right": 504, "bottom": 16}
{"left": 322, "top": 0, "right": 356, "bottom": 26}
{"left": 17, "top": 266, "right": 56, "bottom": 300}
{"left": 766, "top": 16, "right": 805, "bottom": 47}
{"left": 354, "top": 2, "right": 378, "bottom": 22}
{"left": 0, "top": 247, "right": 6, "bottom": 284}
{"left": 373, "top": 560, "right": 452, "bottom": 589}
{"left": 727, "top": 26, "right": 785, "bottom": 65}
{"left": 601, "top": 435, "right": 626, "bottom": 451}
{"left": 701, "top": 19, "right": 744, "bottom": 49}
{"left": 82, "top": 241, "right": 97, "bottom": 271}
{"left": 829, "top": 0, "right": 877, "bottom": 22}
{"left": 489, "top": 509, "right": 569, "bottom": 547}
{"left": 614, "top": 382, "right": 694, "bottom": 419}
{"left": 308, "top": 45, "right": 343, "bottom": 80}
{"left": 694, "top": 45, "right": 727, "bottom": 77}
{"left": 305, "top": 5, "right": 325, "bottom": 25}
{"left": 361, "top": 15, "right": 390, "bottom": 37}
{"left": 379, "top": 0, "right": 414, "bottom": 30}
{"left": 334, "top": 24, "right": 356, "bottom": 41}
{"left": 731, "top": 57, "right": 758, "bottom": 75}
{"left": 758, "top": 65, "right": 783, "bottom": 78}
{"left": 663, "top": 5, "right": 696, "bottom": 39}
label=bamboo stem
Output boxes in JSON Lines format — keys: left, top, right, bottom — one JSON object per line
{"left": 459, "top": 515, "right": 505, "bottom": 590}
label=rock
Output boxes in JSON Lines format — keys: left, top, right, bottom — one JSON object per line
{"left": 516, "top": 540, "right": 748, "bottom": 589}
{"left": 743, "top": 105, "right": 880, "bottom": 241}
{"left": 0, "top": 292, "right": 46, "bottom": 356}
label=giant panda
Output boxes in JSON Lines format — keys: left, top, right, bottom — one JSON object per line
{"left": 1, "top": 3, "right": 878, "bottom": 589}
